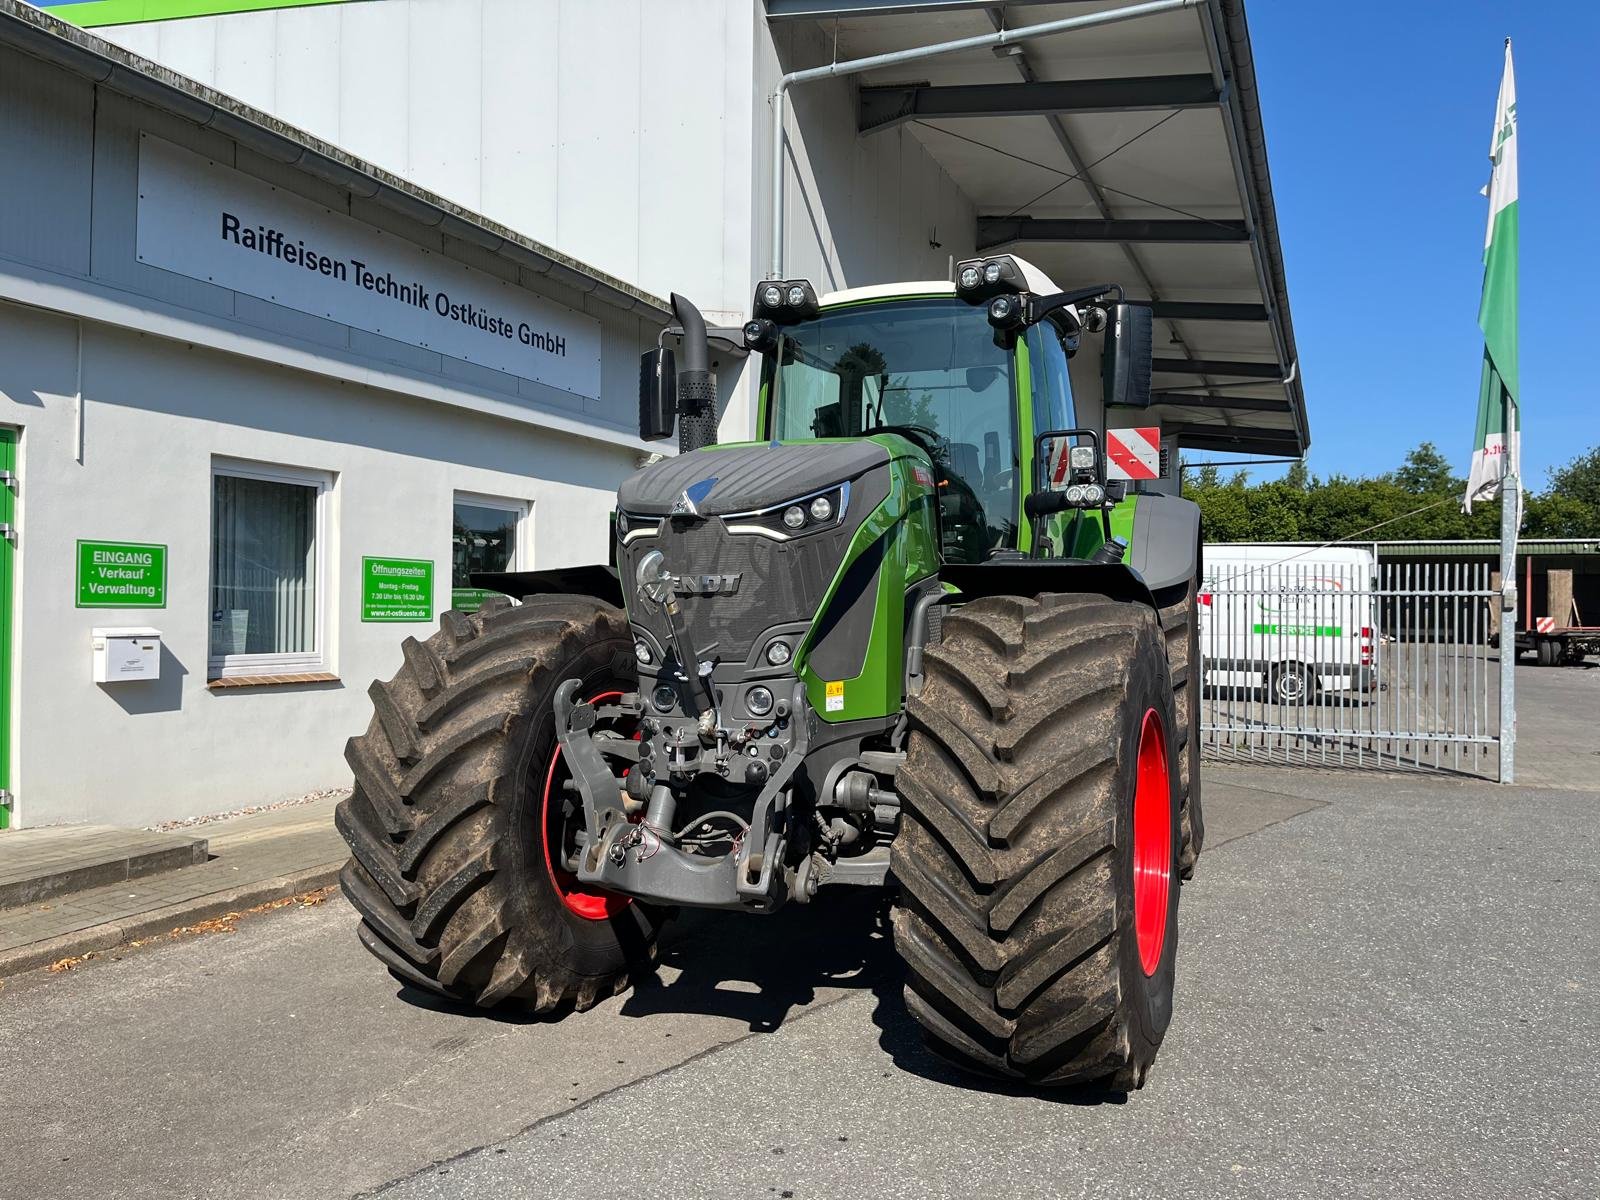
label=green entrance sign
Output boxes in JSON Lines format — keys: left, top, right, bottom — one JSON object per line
{"left": 362, "top": 556, "right": 434, "bottom": 622}
{"left": 451, "top": 586, "right": 497, "bottom": 613}
{"left": 75, "top": 540, "right": 167, "bottom": 608}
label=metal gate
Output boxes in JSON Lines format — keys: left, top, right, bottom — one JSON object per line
{"left": 1199, "top": 558, "right": 1501, "bottom": 775}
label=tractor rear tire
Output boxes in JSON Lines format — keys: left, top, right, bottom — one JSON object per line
{"left": 892, "top": 593, "right": 1181, "bottom": 1090}
{"left": 337, "top": 594, "right": 661, "bottom": 1013}
{"left": 1156, "top": 578, "right": 1204, "bottom": 879}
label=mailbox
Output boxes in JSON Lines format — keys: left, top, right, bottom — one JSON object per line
{"left": 92, "top": 627, "right": 162, "bottom": 682}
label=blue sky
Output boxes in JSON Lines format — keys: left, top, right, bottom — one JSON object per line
{"left": 1238, "top": 1, "right": 1600, "bottom": 490}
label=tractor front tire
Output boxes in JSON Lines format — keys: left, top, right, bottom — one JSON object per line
{"left": 337, "top": 595, "right": 661, "bottom": 1013}
{"left": 892, "top": 593, "right": 1181, "bottom": 1090}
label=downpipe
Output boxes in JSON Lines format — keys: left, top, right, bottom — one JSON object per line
{"left": 766, "top": 0, "right": 1202, "bottom": 279}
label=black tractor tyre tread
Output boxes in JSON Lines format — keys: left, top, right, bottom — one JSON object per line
{"left": 1155, "top": 579, "right": 1204, "bottom": 879}
{"left": 338, "top": 596, "right": 659, "bottom": 1014}
{"left": 892, "top": 592, "right": 1182, "bottom": 1090}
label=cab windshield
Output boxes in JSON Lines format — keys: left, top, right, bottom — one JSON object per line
{"left": 766, "top": 297, "right": 1017, "bottom": 561}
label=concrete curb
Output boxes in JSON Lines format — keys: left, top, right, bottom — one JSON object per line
{"left": 0, "top": 861, "right": 343, "bottom": 980}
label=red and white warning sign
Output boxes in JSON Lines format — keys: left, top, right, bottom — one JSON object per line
{"left": 1535, "top": 616, "right": 1556, "bottom": 633}
{"left": 1106, "top": 427, "right": 1161, "bottom": 481}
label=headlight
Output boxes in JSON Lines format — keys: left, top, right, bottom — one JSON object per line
{"left": 760, "top": 284, "right": 783, "bottom": 309}
{"left": 746, "top": 686, "right": 774, "bottom": 716}
{"left": 1082, "top": 483, "right": 1105, "bottom": 506}
{"left": 958, "top": 265, "right": 981, "bottom": 290}
{"left": 615, "top": 510, "right": 629, "bottom": 534}
{"left": 983, "top": 261, "right": 1002, "bottom": 284}
{"left": 1065, "top": 484, "right": 1086, "bottom": 504}
{"left": 765, "top": 640, "right": 792, "bottom": 666}
{"left": 634, "top": 640, "right": 653, "bottom": 665}
{"left": 786, "top": 285, "right": 807, "bottom": 307}
{"left": 723, "top": 484, "right": 848, "bottom": 540}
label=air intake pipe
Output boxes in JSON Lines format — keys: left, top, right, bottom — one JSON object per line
{"left": 672, "top": 293, "right": 717, "bottom": 454}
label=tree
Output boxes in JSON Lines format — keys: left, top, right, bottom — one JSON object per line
{"left": 1391, "top": 441, "right": 1458, "bottom": 495}
{"left": 1185, "top": 441, "right": 1591, "bottom": 545}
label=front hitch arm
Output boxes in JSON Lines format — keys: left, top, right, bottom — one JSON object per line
{"left": 552, "top": 680, "right": 633, "bottom": 868}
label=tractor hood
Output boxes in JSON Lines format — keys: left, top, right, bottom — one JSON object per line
{"left": 617, "top": 441, "right": 890, "bottom": 517}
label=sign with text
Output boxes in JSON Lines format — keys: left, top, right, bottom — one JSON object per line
{"left": 76, "top": 540, "right": 167, "bottom": 608}
{"left": 362, "top": 557, "right": 434, "bottom": 622}
{"left": 136, "top": 135, "right": 602, "bottom": 401}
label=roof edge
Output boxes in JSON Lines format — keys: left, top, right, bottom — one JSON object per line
{"left": 1211, "top": 0, "right": 1308, "bottom": 454}
{"left": 0, "top": 0, "right": 673, "bottom": 323}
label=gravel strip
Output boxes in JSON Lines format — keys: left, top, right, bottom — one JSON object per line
{"left": 146, "top": 787, "right": 351, "bottom": 832}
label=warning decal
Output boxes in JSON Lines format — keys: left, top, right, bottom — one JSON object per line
{"left": 825, "top": 680, "right": 845, "bottom": 713}
{"left": 1106, "top": 427, "right": 1161, "bottom": 481}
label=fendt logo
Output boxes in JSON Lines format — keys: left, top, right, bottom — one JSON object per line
{"left": 671, "top": 476, "right": 719, "bottom": 517}
{"left": 672, "top": 574, "right": 742, "bottom": 597}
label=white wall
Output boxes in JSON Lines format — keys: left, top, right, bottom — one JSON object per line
{"left": 99, "top": 0, "right": 760, "bottom": 327}
{"left": 1, "top": 301, "right": 634, "bottom": 827}
{"left": 756, "top": 17, "right": 979, "bottom": 294}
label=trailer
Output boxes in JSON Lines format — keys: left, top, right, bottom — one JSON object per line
{"left": 1512, "top": 553, "right": 1597, "bottom": 666}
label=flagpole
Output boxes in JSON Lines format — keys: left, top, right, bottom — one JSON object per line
{"left": 1498, "top": 393, "right": 1518, "bottom": 783}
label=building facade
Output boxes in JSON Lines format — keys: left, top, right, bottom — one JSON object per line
{"left": 4, "top": 0, "right": 1307, "bottom": 829}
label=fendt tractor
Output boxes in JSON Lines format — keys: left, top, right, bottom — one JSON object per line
{"left": 337, "top": 254, "right": 1206, "bottom": 1090}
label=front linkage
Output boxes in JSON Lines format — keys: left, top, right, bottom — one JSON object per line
{"left": 552, "top": 674, "right": 813, "bottom": 912}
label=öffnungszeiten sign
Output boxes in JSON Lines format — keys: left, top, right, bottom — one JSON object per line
{"left": 135, "top": 135, "right": 602, "bottom": 400}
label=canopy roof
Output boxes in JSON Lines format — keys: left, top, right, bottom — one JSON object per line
{"left": 767, "top": 0, "right": 1309, "bottom": 457}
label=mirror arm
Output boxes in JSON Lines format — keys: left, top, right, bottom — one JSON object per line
{"left": 1023, "top": 283, "right": 1122, "bottom": 327}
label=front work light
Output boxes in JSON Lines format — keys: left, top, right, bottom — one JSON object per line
{"left": 1069, "top": 445, "right": 1096, "bottom": 470}
{"left": 783, "top": 505, "right": 806, "bottom": 529}
{"left": 954, "top": 254, "right": 1027, "bottom": 303}
{"left": 753, "top": 279, "right": 819, "bottom": 324}
{"left": 765, "top": 640, "right": 792, "bottom": 666}
{"left": 809, "top": 495, "right": 833, "bottom": 522}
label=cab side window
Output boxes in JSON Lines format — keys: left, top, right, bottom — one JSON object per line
{"left": 1028, "top": 321, "right": 1077, "bottom": 434}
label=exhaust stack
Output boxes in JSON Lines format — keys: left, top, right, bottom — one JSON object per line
{"left": 672, "top": 293, "right": 717, "bottom": 454}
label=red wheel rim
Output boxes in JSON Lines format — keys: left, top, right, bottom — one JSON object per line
{"left": 539, "top": 689, "right": 632, "bottom": 921}
{"left": 1131, "top": 707, "right": 1173, "bottom": 976}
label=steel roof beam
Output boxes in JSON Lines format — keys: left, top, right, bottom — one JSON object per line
{"left": 1148, "top": 300, "right": 1267, "bottom": 321}
{"left": 1152, "top": 357, "right": 1282, "bottom": 378}
{"left": 1164, "top": 423, "right": 1300, "bottom": 454}
{"left": 859, "top": 75, "right": 1218, "bottom": 132}
{"left": 1152, "top": 393, "right": 1290, "bottom": 413}
{"left": 767, "top": 0, "right": 1070, "bottom": 17}
{"left": 978, "top": 216, "right": 1248, "bottom": 248}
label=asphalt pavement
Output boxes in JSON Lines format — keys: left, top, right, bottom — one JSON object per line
{"left": 1, "top": 763, "right": 1595, "bottom": 1199}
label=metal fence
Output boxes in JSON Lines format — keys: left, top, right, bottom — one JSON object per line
{"left": 1199, "top": 559, "right": 1501, "bottom": 775}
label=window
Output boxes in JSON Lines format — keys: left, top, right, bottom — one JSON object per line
{"left": 1027, "top": 320, "right": 1077, "bottom": 435}
{"left": 767, "top": 298, "right": 1019, "bottom": 562}
{"left": 210, "top": 461, "right": 331, "bottom": 678}
{"left": 452, "top": 494, "right": 527, "bottom": 611}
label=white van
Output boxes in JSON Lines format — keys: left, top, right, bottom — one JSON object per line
{"left": 1199, "top": 544, "right": 1378, "bottom": 704}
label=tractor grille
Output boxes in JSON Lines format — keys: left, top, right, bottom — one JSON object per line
{"left": 620, "top": 471, "right": 889, "bottom": 663}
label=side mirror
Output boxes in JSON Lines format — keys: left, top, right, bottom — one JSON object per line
{"left": 1101, "top": 302, "right": 1154, "bottom": 409}
{"left": 638, "top": 347, "right": 677, "bottom": 441}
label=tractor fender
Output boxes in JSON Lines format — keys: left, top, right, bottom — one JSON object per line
{"left": 470, "top": 565, "right": 623, "bottom": 608}
{"left": 940, "top": 560, "right": 1157, "bottom": 611}
{"left": 1128, "top": 493, "right": 1202, "bottom": 593}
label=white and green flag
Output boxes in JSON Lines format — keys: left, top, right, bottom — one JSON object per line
{"left": 1464, "top": 40, "right": 1520, "bottom": 513}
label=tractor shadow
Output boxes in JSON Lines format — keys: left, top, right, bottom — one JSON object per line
{"left": 619, "top": 888, "right": 896, "bottom": 1032}
{"left": 623, "top": 888, "right": 1129, "bottom": 1106}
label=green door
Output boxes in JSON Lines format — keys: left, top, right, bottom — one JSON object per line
{"left": 0, "top": 429, "right": 13, "bottom": 829}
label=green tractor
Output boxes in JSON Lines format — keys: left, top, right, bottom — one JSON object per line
{"left": 337, "top": 254, "right": 1205, "bottom": 1090}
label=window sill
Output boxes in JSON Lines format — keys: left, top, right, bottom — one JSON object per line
{"left": 207, "top": 672, "right": 341, "bottom": 690}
